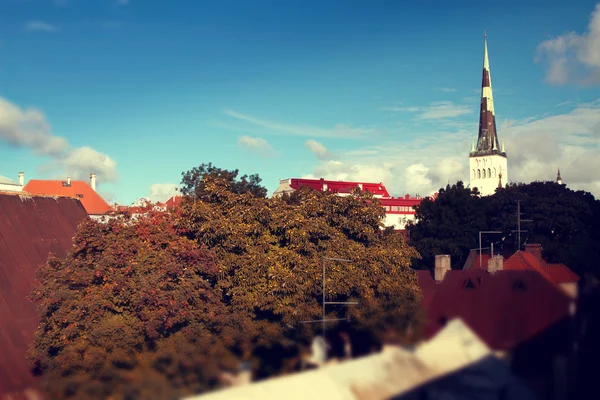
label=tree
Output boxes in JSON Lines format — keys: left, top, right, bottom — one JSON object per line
{"left": 180, "top": 162, "right": 267, "bottom": 200}
{"left": 31, "top": 171, "right": 424, "bottom": 399}
{"left": 175, "top": 179, "right": 423, "bottom": 349}
{"left": 29, "top": 206, "right": 246, "bottom": 400}
{"left": 485, "top": 182, "right": 600, "bottom": 277}
{"left": 408, "top": 180, "right": 600, "bottom": 277}
{"left": 408, "top": 181, "right": 486, "bottom": 269}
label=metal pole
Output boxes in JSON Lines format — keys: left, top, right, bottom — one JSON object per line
{"left": 322, "top": 258, "right": 325, "bottom": 336}
{"left": 479, "top": 231, "right": 502, "bottom": 268}
{"left": 479, "top": 231, "right": 482, "bottom": 269}
{"left": 517, "top": 201, "right": 521, "bottom": 250}
{"left": 491, "top": 242, "right": 494, "bottom": 259}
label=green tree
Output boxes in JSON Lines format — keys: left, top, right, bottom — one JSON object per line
{"left": 180, "top": 162, "right": 267, "bottom": 200}
{"left": 485, "top": 181, "right": 600, "bottom": 277}
{"left": 408, "top": 181, "right": 486, "bottom": 269}
{"left": 408, "top": 180, "right": 600, "bottom": 277}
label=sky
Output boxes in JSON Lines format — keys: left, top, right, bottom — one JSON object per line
{"left": 0, "top": 0, "right": 599, "bottom": 205}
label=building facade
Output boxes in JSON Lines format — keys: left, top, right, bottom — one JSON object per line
{"left": 273, "top": 178, "right": 422, "bottom": 231}
{"left": 469, "top": 33, "right": 508, "bottom": 196}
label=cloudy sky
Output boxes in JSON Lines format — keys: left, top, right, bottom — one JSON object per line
{"left": 0, "top": 0, "right": 599, "bottom": 204}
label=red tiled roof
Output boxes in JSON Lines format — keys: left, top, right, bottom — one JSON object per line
{"left": 23, "top": 180, "right": 110, "bottom": 215}
{"left": 541, "top": 262, "right": 580, "bottom": 283}
{"left": 0, "top": 193, "right": 88, "bottom": 395}
{"left": 289, "top": 178, "right": 392, "bottom": 197}
{"left": 420, "top": 270, "right": 571, "bottom": 350}
{"left": 463, "top": 247, "right": 579, "bottom": 285}
{"left": 164, "top": 195, "right": 184, "bottom": 210}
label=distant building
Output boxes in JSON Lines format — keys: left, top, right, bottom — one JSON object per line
{"left": 0, "top": 172, "right": 25, "bottom": 193}
{"left": 556, "top": 168, "right": 563, "bottom": 185}
{"left": 163, "top": 194, "right": 184, "bottom": 210}
{"left": 23, "top": 173, "right": 110, "bottom": 220}
{"left": 469, "top": 33, "right": 508, "bottom": 196}
{"left": 272, "top": 178, "right": 423, "bottom": 231}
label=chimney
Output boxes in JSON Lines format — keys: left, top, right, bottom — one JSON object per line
{"left": 434, "top": 255, "right": 451, "bottom": 282}
{"left": 90, "top": 173, "right": 96, "bottom": 191}
{"left": 18, "top": 172, "right": 24, "bottom": 186}
{"left": 524, "top": 243, "right": 542, "bottom": 262}
{"left": 67, "top": 176, "right": 71, "bottom": 185}
{"left": 487, "top": 255, "right": 504, "bottom": 274}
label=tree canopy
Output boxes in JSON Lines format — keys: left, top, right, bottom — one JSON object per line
{"left": 29, "top": 206, "right": 244, "bottom": 399}
{"left": 180, "top": 162, "right": 267, "bottom": 200}
{"left": 408, "top": 180, "right": 600, "bottom": 277}
{"left": 30, "top": 166, "right": 422, "bottom": 399}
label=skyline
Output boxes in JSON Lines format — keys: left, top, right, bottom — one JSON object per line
{"left": 0, "top": 0, "right": 599, "bottom": 204}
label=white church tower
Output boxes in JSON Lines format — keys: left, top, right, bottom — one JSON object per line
{"left": 469, "top": 32, "right": 508, "bottom": 196}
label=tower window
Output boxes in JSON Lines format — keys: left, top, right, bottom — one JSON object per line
{"left": 488, "top": 168, "right": 491, "bottom": 178}
{"left": 472, "top": 169, "right": 476, "bottom": 179}
{"left": 493, "top": 167, "right": 497, "bottom": 177}
{"left": 477, "top": 169, "right": 481, "bottom": 179}
{"left": 483, "top": 169, "right": 487, "bottom": 178}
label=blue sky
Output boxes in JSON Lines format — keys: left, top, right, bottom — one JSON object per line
{"left": 1, "top": 0, "right": 599, "bottom": 204}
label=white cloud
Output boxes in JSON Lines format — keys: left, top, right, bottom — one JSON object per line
{"left": 306, "top": 100, "right": 600, "bottom": 198}
{"left": 224, "top": 109, "right": 375, "bottom": 139}
{"left": 148, "top": 183, "right": 179, "bottom": 202}
{"left": 382, "top": 101, "right": 473, "bottom": 120}
{"left": 437, "top": 87, "right": 457, "bottom": 92}
{"left": 535, "top": 4, "right": 600, "bottom": 86}
{"left": 237, "top": 135, "right": 275, "bottom": 156}
{"left": 25, "top": 21, "right": 60, "bottom": 33}
{"left": 0, "top": 97, "right": 118, "bottom": 184}
{"left": 304, "top": 139, "right": 331, "bottom": 160}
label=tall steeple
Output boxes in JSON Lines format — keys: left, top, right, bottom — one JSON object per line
{"left": 473, "top": 31, "right": 502, "bottom": 155}
{"left": 556, "top": 168, "right": 563, "bottom": 185}
{"left": 468, "top": 32, "right": 509, "bottom": 197}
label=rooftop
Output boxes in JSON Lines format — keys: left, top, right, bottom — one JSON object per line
{"left": 24, "top": 179, "right": 110, "bottom": 215}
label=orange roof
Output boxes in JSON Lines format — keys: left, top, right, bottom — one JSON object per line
{"left": 504, "top": 251, "right": 564, "bottom": 286}
{"left": 540, "top": 262, "right": 580, "bottom": 283}
{"left": 23, "top": 179, "right": 110, "bottom": 215}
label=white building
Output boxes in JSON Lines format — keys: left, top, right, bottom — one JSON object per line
{"left": 0, "top": 172, "right": 25, "bottom": 193}
{"left": 469, "top": 33, "right": 508, "bottom": 196}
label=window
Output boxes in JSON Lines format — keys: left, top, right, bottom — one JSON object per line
{"left": 483, "top": 169, "right": 487, "bottom": 178}
{"left": 472, "top": 169, "right": 476, "bottom": 179}
{"left": 477, "top": 170, "right": 481, "bottom": 179}
{"left": 488, "top": 168, "right": 491, "bottom": 178}
{"left": 493, "top": 167, "right": 497, "bottom": 177}
{"left": 392, "top": 206, "right": 399, "bottom": 212}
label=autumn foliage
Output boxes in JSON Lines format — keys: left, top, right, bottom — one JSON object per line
{"left": 30, "top": 168, "right": 422, "bottom": 399}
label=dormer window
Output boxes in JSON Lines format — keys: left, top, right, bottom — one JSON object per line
{"left": 76, "top": 194, "right": 84, "bottom": 198}
{"left": 512, "top": 280, "right": 527, "bottom": 291}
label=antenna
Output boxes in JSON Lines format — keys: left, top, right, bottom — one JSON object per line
{"left": 479, "top": 231, "right": 502, "bottom": 268}
{"left": 300, "top": 257, "right": 358, "bottom": 335}
{"left": 510, "top": 200, "right": 532, "bottom": 250}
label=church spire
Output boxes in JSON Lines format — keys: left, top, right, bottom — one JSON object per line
{"left": 474, "top": 31, "right": 501, "bottom": 155}
{"left": 556, "top": 167, "right": 563, "bottom": 185}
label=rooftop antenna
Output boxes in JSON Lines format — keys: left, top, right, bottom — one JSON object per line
{"left": 479, "top": 231, "right": 502, "bottom": 268}
{"left": 511, "top": 200, "right": 532, "bottom": 250}
{"left": 301, "top": 257, "right": 358, "bottom": 335}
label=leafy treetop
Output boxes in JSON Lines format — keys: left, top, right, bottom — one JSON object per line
{"left": 180, "top": 162, "right": 267, "bottom": 200}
